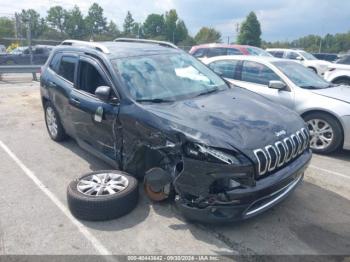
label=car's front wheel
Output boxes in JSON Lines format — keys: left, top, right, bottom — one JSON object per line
{"left": 304, "top": 113, "right": 343, "bottom": 154}
{"left": 44, "top": 102, "right": 67, "bottom": 141}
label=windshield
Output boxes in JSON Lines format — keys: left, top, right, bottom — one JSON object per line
{"left": 273, "top": 61, "right": 331, "bottom": 89}
{"left": 112, "top": 53, "right": 228, "bottom": 102}
{"left": 247, "top": 47, "right": 273, "bottom": 57}
{"left": 299, "top": 51, "right": 317, "bottom": 60}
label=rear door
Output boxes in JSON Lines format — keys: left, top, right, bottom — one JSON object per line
{"left": 234, "top": 60, "right": 295, "bottom": 109}
{"left": 69, "top": 55, "right": 121, "bottom": 165}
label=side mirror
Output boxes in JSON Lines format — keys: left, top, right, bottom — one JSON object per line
{"left": 296, "top": 56, "right": 304, "bottom": 61}
{"left": 95, "top": 86, "right": 111, "bottom": 101}
{"left": 268, "top": 80, "right": 286, "bottom": 90}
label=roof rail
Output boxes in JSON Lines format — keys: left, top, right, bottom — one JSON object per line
{"left": 114, "top": 38, "right": 178, "bottom": 49}
{"left": 60, "top": 40, "right": 110, "bottom": 54}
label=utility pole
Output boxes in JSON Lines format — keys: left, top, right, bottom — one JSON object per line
{"left": 25, "top": 16, "right": 37, "bottom": 81}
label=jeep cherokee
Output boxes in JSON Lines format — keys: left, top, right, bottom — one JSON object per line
{"left": 40, "top": 39, "right": 312, "bottom": 223}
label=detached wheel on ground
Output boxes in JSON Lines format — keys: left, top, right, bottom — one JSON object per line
{"left": 67, "top": 170, "right": 139, "bottom": 221}
{"left": 44, "top": 101, "right": 67, "bottom": 141}
{"left": 304, "top": 112, "right": 343, "bottom": 154}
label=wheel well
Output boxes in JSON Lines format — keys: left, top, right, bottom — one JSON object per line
{"left": 332, "top": 76, "right": 350, "bottom": 84}
{"left": 41, "top": 96, "right": 49, "bottom": 107}
{"left": 301, "top": 110, "right": 344, "bottom": 145}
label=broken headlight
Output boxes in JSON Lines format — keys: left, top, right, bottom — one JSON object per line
{"left": 184, "top": 142, "right": 240, "bottom": 165}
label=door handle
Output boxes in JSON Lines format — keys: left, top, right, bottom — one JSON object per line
{"left": 48, "top": 81, "right": 57, "bottom": 87}
{"left": 71, "top": 97, "right": 80, "bottom": 105}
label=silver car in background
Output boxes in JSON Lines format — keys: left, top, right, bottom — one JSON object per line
{"left": 204, "top": 55, "right": 350, "bottom": 154}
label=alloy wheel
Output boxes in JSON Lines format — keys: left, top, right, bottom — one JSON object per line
{"left": 77, "top": 172, "right": 129, "bottom": 196}
{"left": 307, "top": 119, "right": 334, "bottom": 150}
{"left": 46, "top": 107, "right": 58, "bottom": 138}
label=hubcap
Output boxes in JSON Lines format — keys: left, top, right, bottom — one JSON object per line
{"left": 46, "top": 107, "right": 58, "bottom": 137}
{"left": 307, "top": 119, "right": 334, "bottom": 150}
{"left": 77, "top": 172, "right": 129, "bottom": 196}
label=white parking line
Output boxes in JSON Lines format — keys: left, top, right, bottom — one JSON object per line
{"left": 309, "top": 164, "right": 350, "bottom": 180}
{"left": 0, "top": 140, "right": 112, "bottom": 255}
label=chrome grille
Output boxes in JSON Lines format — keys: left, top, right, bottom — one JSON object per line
{"left": 254, "top": 128, "right": 309, "bottom": 176}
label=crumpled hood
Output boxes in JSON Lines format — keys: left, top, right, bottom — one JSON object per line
{"left": 311, "top": 86, "right": 350, "bottom": 104}
{"left": 142, "top": 88, "right": 305, "bottom": 158}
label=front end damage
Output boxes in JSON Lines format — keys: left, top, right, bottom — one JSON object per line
{"left": 117, "top": 102, "right": 312, "bottom": 223}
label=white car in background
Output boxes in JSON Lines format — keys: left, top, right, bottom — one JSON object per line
{"left": 266, "top": 48, "right": 332, "bottom": 76}
{"left": 204, "top": 55, "right": 350, "bottom": 154}
{"left": 324, "top": 55, "right": 350, "bottom": 85}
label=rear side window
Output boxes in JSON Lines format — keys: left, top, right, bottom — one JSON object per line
{"left": 241, "top": 61, "right": 282, "bottom": 85}
{"left": 207, "top": 48, "right": 227, "bottom": 58}
{"left": 193, "top": 48, "right": 206, "bottom": 58}
{"left": 269, "top": 51, "right": 284, "bottom": 58}
{"left": 57, "top": 56, "right": 77, "bottom": 83}
{"left": 286, "top": 51, "right": 299, "bottom": 60}
{"left": 209, "top": 60, "right": 239, "bottom": 79}
{"left": 227, "top": 48, "right": 243, "bottom": 55}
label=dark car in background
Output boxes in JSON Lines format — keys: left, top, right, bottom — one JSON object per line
{"left": 189, "top": 43, "right": 272, "bottom": 60}
{"left": 40, "top": 39, "right": 311, "bottom": 223}
{"left": 312, "top": 53, "right": 339, "bottom": 62}
{"left": 0, "top": 44, "right": 6, "bottom": 54}
{"left": 335, "top": 54, "right": 350, "bottom": 65}
{"left": 0, "top": 45, "right": 53, "bottom": 65}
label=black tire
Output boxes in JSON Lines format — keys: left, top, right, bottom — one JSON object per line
{"left": 333, "top": 78, "right": 350, "bottom": 86}
{"left": 67, "top": 171, "right": 139, "bottom": 221}
{"left": 44, "top": 101, "right": 67, "bottom": 141}
{"left": 303, "top": 112, "right": 343, "bottom": 154}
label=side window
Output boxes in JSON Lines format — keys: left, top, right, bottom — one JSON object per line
{"left": 270, "top": 51, "right": 284, "bottom": 58}
{"left": 78, "top": 60, "right": 108, "bottom": 95}
{"left": 207, "top": 48, "right": 227, "bottom": 58}
{"left": 34, "top": 48, "right": 44, "bottom": 55}
{"left": 49, "top": 53, "right": 61, "bottom": 72}
{"left": 241, "top": 61, "right": 282, "bottom": 86}
{"left": 286, "top": 51, "right": 299, "bottom": 60}
{"left": 193, "top": 48, "right": 206, "bottom": 58}
{"left": 209, "top": 60, "right": 239, "bottom": 79}
{"left": 227, "top": 48, "right": 243, "bottom": 55}
{"left": 57, "top": 56, "right": 77, "bottom": 83}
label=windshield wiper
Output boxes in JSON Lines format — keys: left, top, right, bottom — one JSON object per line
{"left": 136, "top": 98, "right": 175, "bottom": 103}
{"left": 195, "top": 88, "right": 219, "bottom": 97}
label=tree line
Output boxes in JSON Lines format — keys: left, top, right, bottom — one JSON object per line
{"left": 0, "top": 3, "right": 223, "bottom": 47}
{"left": 263, "top": 32, "right": 350, "bottom": 54}
{"left": 1, "top": 6, "right": 349, "bottom": 53}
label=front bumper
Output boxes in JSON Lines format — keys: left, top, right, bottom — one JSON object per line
{"left": 341, "top": 115, "right": 350, "bottom": 150}
{"left": 176, "top": 149, "right": 312, "bottom": 223}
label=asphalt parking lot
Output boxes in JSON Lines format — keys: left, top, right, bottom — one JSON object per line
{"left": 0, "top": 74, "right": 349, "bottom": 257}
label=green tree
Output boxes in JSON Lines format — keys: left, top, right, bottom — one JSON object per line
{"left": 64, "top": 6, "right": 86, "bottom": 39}
{"left": 123, "top": 11, "right": 135, "bottom": 37}
{"left": 143, "top": 14, "right": 165, "bottom": 38}
{"left": 86, "top": 3, "right": 107, "bottom": 38}
{"left": 164, "top": 9, "right": 178, "bottom": 42}
{"left": 20, "top": 9, "right": 46, "bottom": 39}
{"left": 194, "top": 27, "right": 221, "bottom": 44}
{"left": 46, "top": 6, "right": 66, "bottom": 34}
{"left": 237, "top": 11, "right": 262, "bottom": 47}
{"left": 0, "top": 17, "right": 15, "bottom": 38}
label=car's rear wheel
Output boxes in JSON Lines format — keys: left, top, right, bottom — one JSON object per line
{"left": 304, "top": 113, "right": 343, "bottom": 154}
{"left": 67, "top": 171, "right": 139, "bottom": 221}
{"left": 44, "top": 101, "right": 67, "bottom": 141}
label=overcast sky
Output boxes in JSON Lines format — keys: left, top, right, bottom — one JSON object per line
{"left": 1, "top": 0, "right": 349, "bottom": 41}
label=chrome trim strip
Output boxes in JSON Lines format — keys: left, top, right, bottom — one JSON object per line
{"left": 290, "top": 134, "right": 298, "bottom": 158}
{"left": 265, "top": 145, "right": 278, "bottom": 172}
{"left": 283, "top": 137, "right": 293, "bottom": 162}
{"left": 254, "top": 149, "right": 268, "bottom": 175}
{"left": 297, "top": 131, "right": 306, "bottom": 152}
{"left": 275, "top": 141, "right": 287, "bottom": 167}
{"left": 245, "top": 174, "right": 303, "bottom": 216}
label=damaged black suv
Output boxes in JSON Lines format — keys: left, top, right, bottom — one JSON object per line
{"left": 41, "top": 39, "right": 312, "bottom": 223}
